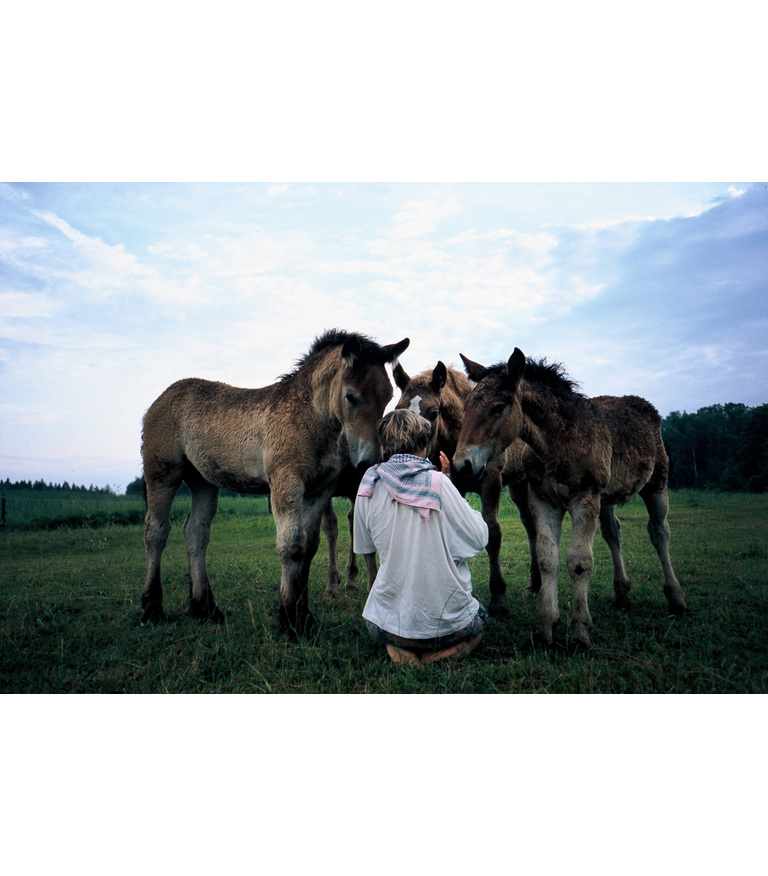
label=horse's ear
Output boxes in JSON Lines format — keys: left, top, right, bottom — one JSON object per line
{"left": 383, "top": 337, "right": 410, "bottom": 366}
{"left": 506, "top": 348, "right": 526, "bottom": 390}
{"left": 393, "top": 361, "right": 411, "bottom": 390}
{"left": 460, "top": 354, "right": 486, "bottom": 383}
{"left": 431, "top": 361, "right": 448, "bottom": 393}
{"left": 341, "top": 336, "right": 362, "bottom": 368}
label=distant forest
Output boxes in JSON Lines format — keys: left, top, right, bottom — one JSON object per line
{"left": 3, "top": 402, "right": 767, "bottom": 496}
{"left": 1, "top": 479, "right": 116, "bottom": 494}
{"left": 662, "top": 403, "right": 768, "bottom": 492}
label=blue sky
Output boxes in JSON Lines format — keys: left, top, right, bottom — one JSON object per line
{"left": 1, "top": 181, "right": 766, "bottom": 492}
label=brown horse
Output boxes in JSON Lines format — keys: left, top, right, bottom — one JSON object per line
{"left": 454, "top": 348, "right": 687, "bottom": 648}
{"left": 392, "top": 359, "right": 537, "bottom": 616}
{"left": 321, "top": 438, "right": 378, "bottom": 599}
{"left": 141, "top": 330, "right": 409, "bottom": 636}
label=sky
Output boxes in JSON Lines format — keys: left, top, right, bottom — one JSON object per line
{"left": 1, "top": 181, "right": 766, "bottom": 492}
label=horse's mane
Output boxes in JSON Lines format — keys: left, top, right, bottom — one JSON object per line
{"left": 279, "top": 329, "right": 383, "bottom": 380}
{"left": 480, "top": 356, "right": 582, "bottom": 397}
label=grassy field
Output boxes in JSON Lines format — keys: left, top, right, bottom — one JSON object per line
{"left": 1, "top": 488, "right": 767, "bottom": 693}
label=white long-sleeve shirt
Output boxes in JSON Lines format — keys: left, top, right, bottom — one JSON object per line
{"left": 354, "top": 465, "right": 489, "bottom": 640}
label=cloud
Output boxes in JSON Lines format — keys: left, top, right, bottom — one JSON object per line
{"left": 388, "top": 194, "right": 462, "bottom": 239}
{"left": 0, "top": 236, "right": 47, "bottom": 251}
{"left": 0, "top": 291, "right": 62, "bottom": 319}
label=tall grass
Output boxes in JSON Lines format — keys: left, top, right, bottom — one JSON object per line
{"left": 1, "top": 490, "right": 766, "bottom": 693}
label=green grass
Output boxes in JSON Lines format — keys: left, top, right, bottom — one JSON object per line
{"left": 1, "top": 490, "right": 767, "bottom": 693}
{"left": 1, "top": 488, "right": 270, "bottom": 530}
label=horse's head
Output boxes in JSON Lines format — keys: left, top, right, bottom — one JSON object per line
{"left": 393, "top": 359, "right": 448, "bottom": 455}
{"left": 453, "top": 348, "right": 526, "bottom": 480}
{"left": 337, "top": 335, "right": 410, "bottom": 467}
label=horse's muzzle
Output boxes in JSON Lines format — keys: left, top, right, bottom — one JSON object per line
{"left": 454, "top": 458, "right": 485, "bottom": 481}
{"left": 453, "top": 446, "right": 491, "bottom": 481}
{"left": 347, "top": 436, "right": 379, "bottom": 469}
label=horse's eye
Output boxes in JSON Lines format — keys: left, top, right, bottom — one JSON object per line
{"left": 345, "top": 391, "right": 360, "bottom": 409}
{"left": 490, "top": 403, "right": 506, "bottom": 417}
{"left": 427, "top": 409, "right": 439, "bottom": 422}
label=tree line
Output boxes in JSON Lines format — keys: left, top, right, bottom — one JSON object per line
{"left": 662, "top": 403, "right": 768, "bottom": 492}
{"left": 1, "top": 479, "right": 116, "bottom": 494}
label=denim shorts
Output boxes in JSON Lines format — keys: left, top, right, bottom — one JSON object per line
{"left": 365, "top": 603, "right": 488, "bottom": 653}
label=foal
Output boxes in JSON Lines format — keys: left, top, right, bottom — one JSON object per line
{"left": 141, "top": 330, "right": 409, "bottom": 636}
{"left": 455, "top": 349, "right": 687, "bottom": 648}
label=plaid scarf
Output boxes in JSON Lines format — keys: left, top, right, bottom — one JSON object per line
{"left": 358, "top": 454, "right": 442, "bottom": 521}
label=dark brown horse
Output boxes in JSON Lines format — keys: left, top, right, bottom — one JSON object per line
{"left": 393, "top": 359, "right": 537, "bottom": 616}
{"left": 321, "top": 438, "right": 378, "bottom": 599}
{"left": 141, "top": 330, "right": 409, "bottom": 636}
{"left": 454, "top": 348, "right": 687, "bottom": 648}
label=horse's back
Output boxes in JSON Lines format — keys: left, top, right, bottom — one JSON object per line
{"left": 143, "top": 377, "right": 275, "bottom": 492}
{"left": 591, "top": 394, "right": 668, "bottom": 501}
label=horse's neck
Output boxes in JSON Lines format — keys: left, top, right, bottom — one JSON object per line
{"left": 519, "top": 384, "right": 569, "bottom": 460}
{"left": 520, "top": 418, "right": 549, "bottom": 460}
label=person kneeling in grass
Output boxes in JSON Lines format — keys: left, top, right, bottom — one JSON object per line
{"left": 354, "top": 408, "right": 489, "bottom": 667}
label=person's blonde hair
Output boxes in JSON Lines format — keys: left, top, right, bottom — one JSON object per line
{"left": 378, "top": 409, "right": 433, "bottom": 459}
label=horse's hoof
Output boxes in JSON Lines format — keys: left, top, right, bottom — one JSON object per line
{"left": 568, "top": 638, "right": 592, "bottom": 656}
{"left": 530, "top": 631, "right": 553, "bottom": 652}
{"left": 344, "top": 582, "right": 359, "bottom": 594}
{"left": 488, "top": 600, "right": 509, "bottom": 619}
{"left": 204, "top": 607, "right": 225, "bottom": 625}
{"left": 612, "top": 595, "right": 631, "bottom": 611}
{"left": 278, "top": 608, "right": 317, "bottom": 640}
{"left": 324, "top": 589, "right": 340, "bottom": 600}
{"left": 140, "top": 604, "right": 166, "bottom": 626}
{"left": 188, "top": 600, "right": 224, "bottom": 623}
{"left": 669, "top": 605, "right": 689, "bottom": 619}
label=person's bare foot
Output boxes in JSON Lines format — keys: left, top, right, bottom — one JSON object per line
{"left": 386, "top": 644, "right": 423, "bottom": 667}
{"left": 421, "top": 634, "right": 483, "bottom": 664}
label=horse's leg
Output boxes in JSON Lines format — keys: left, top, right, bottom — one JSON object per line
{"left": 565, "top": 496, "right": 600, "bottom": 649}
{"left": 509, "top": 480, "right": 540, "bottom": 594}
{"left": 274, "top": 506, "right": 310, "bottom": 634}
{"left": 530, "top": 497, "right": 564, "bottom": 646}
{"left": 480, "top": 474, "right": 508, "bottom": 616}
{"left": 599, "top": 505, "right": 632, "bottom": 610}
{"left": 363, "top": 552, "right": 378, "bottom": 591}
{"left": 322, "top": 502, "right": 341, "bottom": 599}
{"left": 141, "top": 475, "right": 180, "bottom": 625}
{"left": 639, "top": 484, "right": 688, "bottom": 617}
{"left": 343, "top": 502, "right": 360, "bottom": 593}
{"left": 299, "top": 502, "right": 327, "bottom": 619}
{"left": 183, "top": 476, "right": 223, "bottom": 622}
{"left": 273, "top": 478, "right": 327, "bottom": 637}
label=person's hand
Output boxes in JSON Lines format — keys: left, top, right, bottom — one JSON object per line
{"left": 438, "top": 451, "right": 451, "bottom": 477}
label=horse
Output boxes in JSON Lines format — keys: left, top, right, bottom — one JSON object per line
{"left": 392, "top": 359, "right": 538, "bottom": 616}
{"left": 140, "top": 329, "right": 409, "bottom": 636}
{"left": 321, "top": 436, "right": 378, "bottom": 599}
{"left": 454, "top": 348, "right": 687, "bottom": 649}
